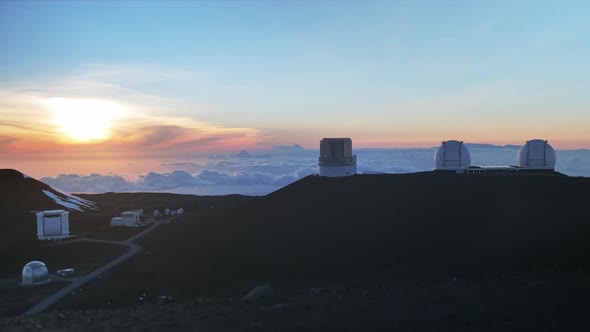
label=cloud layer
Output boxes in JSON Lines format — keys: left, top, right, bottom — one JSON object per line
{"left": 40, "top": 169, "right": 315, "bottom": 196}
{"left": 39, "top": 145, "right": 590, "bottom": 196}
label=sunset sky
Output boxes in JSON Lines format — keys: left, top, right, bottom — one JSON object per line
{"left": 1, "top": 1, "right": 590, "bottom": 180}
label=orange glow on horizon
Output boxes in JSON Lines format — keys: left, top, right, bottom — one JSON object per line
{"left": 1, "top": 96, "right": 589, "bottom": 164}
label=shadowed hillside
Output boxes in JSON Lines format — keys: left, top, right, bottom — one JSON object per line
{"left": 60, "top": 172, "right": 590, "bottom": 308}
{"left": 0, "top": 169, "right": 98, "bottom": 260}
{"left": 0, "top": 169, "right": 256, "bottom": 281}
{"left": 0, "top": 169, "right": 96, "bottom": 212}
{"left": 75, "top": 192, "right": 255, "bottom": 218}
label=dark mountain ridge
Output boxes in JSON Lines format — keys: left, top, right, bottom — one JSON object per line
{"left": 72, "top": 171, "right": 590, "bottom": 304}
{"left": 224, "top": 172, "right": 590, "bottom": 276}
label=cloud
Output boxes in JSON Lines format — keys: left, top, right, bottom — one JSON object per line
{"left": 37, "top": 145, "right": 322, "bottom": 194}
{"left": 40, "top": 173, "right": 135, "bottom": 193}
{"left": 232, "top": 150, "right": 271, "bottom": 159}
{"left": 40, "top": 167, "right": 316, "bottom": 195}
{"left": 75, "top": 63, "right": 195, "bottom": 86}
{"left": 110, "top": 121, "right": 261, "bottom": 157}
{"left": 0, "top": 136, "right": 17, "bottom": 146}
{"left": 272, "top": 144, "right": 305, "bottom": 152}
{"left": 0, "top": 64, "right": 265, "bottom": 159}
{"left": 35, "top": 145, "right": 590, "bottom": 196}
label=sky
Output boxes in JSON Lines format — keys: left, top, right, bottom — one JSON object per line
{"left": 1, "top": 1, "right": 590, "bottom": 191}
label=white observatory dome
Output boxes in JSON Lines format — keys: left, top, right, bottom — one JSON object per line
{"left": 517, "top": 139, "right": 556, "bottom": 169}
{"left": 434, "top": 140, "right": 471, "bottom": 170}
{"left": 22, "top": 261, "right": 49, "bottom": 286}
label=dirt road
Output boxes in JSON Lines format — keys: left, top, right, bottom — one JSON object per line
{"left": 24, "top": 220, "right": 162, "bottom": 316}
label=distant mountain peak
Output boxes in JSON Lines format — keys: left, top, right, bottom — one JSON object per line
{"left": 464, "top": 143, "right": 521, "bottom": 149}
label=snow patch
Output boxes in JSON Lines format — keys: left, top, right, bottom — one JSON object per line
{"left": 64, "top": 194, "right": 95, "bottom": 209}
{"left": 49, "top": 186, "right": 97, "bottom": 210}
{"left": 42, "top": 190, "right": 85, "bottom": 212}
{"left": 68, "top": 197, "right": 94, "bottom": 209}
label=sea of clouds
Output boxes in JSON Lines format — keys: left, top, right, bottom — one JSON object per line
{"left": 40, "top": 144, "right": 590, "bottom": 196}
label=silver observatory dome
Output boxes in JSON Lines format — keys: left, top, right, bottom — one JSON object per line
{"left": 517, "top": 139, "right": 556, "bottom": 169}
{"left": 22, "top": 261, "right": 49, "bottom": 286}
{"left": 434, "top": 140, "right": 471, "bottom": 170}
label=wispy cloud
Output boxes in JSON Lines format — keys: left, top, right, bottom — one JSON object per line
{"left": 0, "top": 64, "right": 264, "bottom": 159}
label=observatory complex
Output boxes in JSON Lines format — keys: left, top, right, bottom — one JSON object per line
{"left": 434, "top": 139, "right": 557, "bottom": 175}
{"left": 318, "top": 138, "right": 357, "bottom": 177}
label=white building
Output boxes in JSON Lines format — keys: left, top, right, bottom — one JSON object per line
{"left": 318, "top": 138, "right": 357, "bottom": 177}
{"left": 111, "top": 210, "right": 140, "bottom": 227}
{"left": 36, "top": 210, "right": 70, "bottom": 240}
{"left": 22, "top": 261, "right": 49, "bottom": 286}
{"left": 434, "top": 140, "right": 471, "bottom": 171}
{"left": 517, "top": 139, "right": 556, "bottom": 170}
{"left": 110, "top": 217, "right": 124, "bottom": 226}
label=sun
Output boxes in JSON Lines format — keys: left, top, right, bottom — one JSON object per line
{"left": 43, "top": 98, "right": 123, "bottom": 142}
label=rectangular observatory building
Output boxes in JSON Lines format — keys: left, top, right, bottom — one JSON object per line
{"left": 36, "top": 210, "right": 70, "bottom": 240}
{"left": 319, "top": 138, "right": 357, "bottom": 177}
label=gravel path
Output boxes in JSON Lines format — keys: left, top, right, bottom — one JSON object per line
{"left": 23, "top": 220, "right": 163, "bottom": 316}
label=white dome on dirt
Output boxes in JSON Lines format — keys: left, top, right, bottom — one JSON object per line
{"left": 22, "top": 261, "right": 49, "bottom": 286}
{"left": 517, "top": 139, "right": 556, "bottom": 169}
{"left": 434, "top": 140, "right": 471, "bottom": 170}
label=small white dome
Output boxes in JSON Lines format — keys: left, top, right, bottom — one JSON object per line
{"left": 434, "top": 140, "right": 471, "bottom": 170}
{"left": 517, "top": 139, "right": 556, "bottom": 169}
{"left": 22, "top": 261, "right": 49, "bottom": 286}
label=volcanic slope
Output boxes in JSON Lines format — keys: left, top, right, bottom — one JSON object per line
{"left": 0, "top": 169, "right": 96, "bottom": 212}
{"left": 0, "top": 169, "right": 255, "bottom": 279}
{"left": 0, "top": 169, "right": 103, "bottom": 279}
{"left": 0, "top": 169, "right": 97, "bottom": 248}
{"left": 60, "top": 171, "right": 590, "bottom": 307}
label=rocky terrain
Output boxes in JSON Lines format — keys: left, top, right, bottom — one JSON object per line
{"left": 4, "top": 269, "right": 590, "bottom": 331}
{"left": 2, "top": 170, "right": 590, "bottom": 330}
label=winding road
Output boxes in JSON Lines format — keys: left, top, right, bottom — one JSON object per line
{"left": 24, "top": 220, "right": 163, "bottom": 316}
